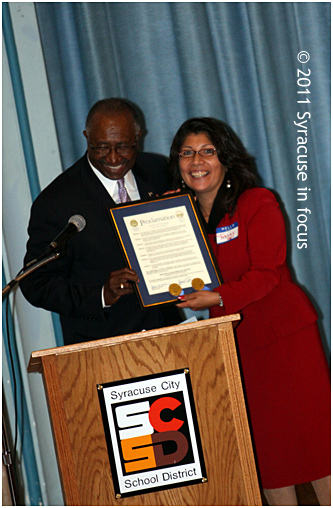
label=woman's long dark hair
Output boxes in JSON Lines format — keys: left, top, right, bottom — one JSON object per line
{"left": 168, "top": 117, "right": 257, "bottom": 217}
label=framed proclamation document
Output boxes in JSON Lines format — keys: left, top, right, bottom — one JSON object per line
{"left": 109, "top": 193, "right": 223, "bottom": 309}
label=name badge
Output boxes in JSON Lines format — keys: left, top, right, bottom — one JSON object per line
{"left": 216, "top": 222, "right": 238, "bottom": 244}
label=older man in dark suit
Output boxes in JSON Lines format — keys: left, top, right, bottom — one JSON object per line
{"left": 20, "top": 98, "right": 180, "bottom": 345}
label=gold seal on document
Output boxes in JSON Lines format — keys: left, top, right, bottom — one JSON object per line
{"left": 191, "top": 278, "right": 205, "bottom": 291}
{"left": 169, "top": 283, "right": 182, "bottom": 296}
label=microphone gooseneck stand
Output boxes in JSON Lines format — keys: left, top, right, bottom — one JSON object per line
{"left": 2, "top": 251, "right": 61, "bottom": 505}
{"left": 2, "top": 252, "right": 61, "bottom": 300}
{"left": 3, "top": 403, "right": 18, "bottom": 505}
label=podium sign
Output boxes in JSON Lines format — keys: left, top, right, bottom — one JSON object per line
{"left": 98, "top": 369, "right": 207, "bottom": 498}
{"left": 28, "top": 316, "right": 262, "bottom": 506}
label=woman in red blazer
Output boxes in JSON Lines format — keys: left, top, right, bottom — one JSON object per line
{"left": 168, "top": 117, "right": 330, "bottom": 506}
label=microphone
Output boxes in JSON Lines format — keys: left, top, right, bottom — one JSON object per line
{"left": 25, "top": 215, "right": 86, "bottom": 268}
{"left": 3, "top": 215, "right": 87, "bottom": 298}
{"left": 46, "top": 214, "right": 86, "bottom": 252}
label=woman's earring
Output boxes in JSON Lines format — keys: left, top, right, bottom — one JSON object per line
{"left": 181, "top": 180, "right": 186, "bottom": 189}
{"left": 226, "top": 179, "right": 231, "bottom": 189}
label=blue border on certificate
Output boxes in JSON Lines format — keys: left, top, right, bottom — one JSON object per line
{"left": 109, "top": 193, "right": 222, "bottom": 308}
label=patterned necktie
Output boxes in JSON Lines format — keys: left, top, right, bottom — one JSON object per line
{"left": 117, "top": 178, "right": 131, "bottom": 203}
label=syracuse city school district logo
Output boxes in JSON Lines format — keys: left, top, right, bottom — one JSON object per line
{"left": 98, "top": 370, "right": 206, "bottom": 498}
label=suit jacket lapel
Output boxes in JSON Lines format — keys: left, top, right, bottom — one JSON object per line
{"left": 132, "top": 160, "right": 156, "bottom": 201}
{"left": 80, "top": 155, "right": 117, "bottom": 207}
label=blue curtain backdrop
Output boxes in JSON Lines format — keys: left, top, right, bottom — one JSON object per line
{"left": 2, "top": 2, "right": 330, "bottom": 505}
{"left": 35, "top": 1, "right": 331, "bottom": 348}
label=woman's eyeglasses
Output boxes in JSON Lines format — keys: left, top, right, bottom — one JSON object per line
{"left": 178, "top": 148, "right": 217, "bottom": 158}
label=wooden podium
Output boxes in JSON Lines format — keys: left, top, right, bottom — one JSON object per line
{"left": 28, "top": 315, "right": 262, "bottom": 506}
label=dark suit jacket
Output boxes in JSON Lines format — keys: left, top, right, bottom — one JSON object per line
{"left": 20, "top": 152, "right": 180, "bottom": 345}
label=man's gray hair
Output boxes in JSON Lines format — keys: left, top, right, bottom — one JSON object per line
{"left": 85, "top": 98, "right": 142, "bottom": 137}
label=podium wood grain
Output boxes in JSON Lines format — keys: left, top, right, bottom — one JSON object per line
{"left": 28, "top": 315, "right": 261, "bottom": 506}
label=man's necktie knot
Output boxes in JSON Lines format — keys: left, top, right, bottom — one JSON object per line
{"left": 117, "top": 178, "right": 131, "bottom": 203}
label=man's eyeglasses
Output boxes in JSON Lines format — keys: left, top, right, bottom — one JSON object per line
{"left": 88, "top": 141, "right": 138, "bottom": 156}
{"left": 178, "top": 148, "right": 217, "bottom": 158}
